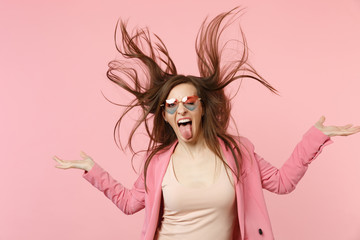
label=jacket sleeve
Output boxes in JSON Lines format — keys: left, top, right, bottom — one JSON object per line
{"left": 82, "top": 163, "right": 145, "bottom": 215}
{"left": 252, "top": 126, "right": 333, "bottom": 194}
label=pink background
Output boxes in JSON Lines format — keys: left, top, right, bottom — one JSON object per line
{"left": 1, "top": 0, "right": 359, "bottom": 239}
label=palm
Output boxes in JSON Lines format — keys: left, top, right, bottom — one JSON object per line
{"left": 315, "top": 116, "right": 360, "bottom": 137}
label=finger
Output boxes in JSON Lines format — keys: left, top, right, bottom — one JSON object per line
{"left": 80, "top": 151, "right": 88, "bottom": 159}
{"left": 315, "top": 116, "right": 325, "bottom": 126}
{"left": 53, "top": 156, "right": 75, "bottom": 167}
{"left": 53, "top": 156, "right": 63, "bottom": 163}
{"left": 344, "top": 126, "right": 360, "bottom": 131}
{"left": 339, "top": 127, "right": 360, "bottom": 136}
{"left": 55, "top": 165, "right": 69, "bottom": 169}
{"left": 350, "top": 126, "right": 360, "bottom": 132}
{"left": 342, "top": 124, "right": 353, "bottom": 128}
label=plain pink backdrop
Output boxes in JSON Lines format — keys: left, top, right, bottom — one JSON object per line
{"left": 1, "top": 0, "right": 359, "bottom": 239}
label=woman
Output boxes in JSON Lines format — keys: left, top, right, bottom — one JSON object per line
{"left": 53, "top": 8, "right": 360, "bottom": 240}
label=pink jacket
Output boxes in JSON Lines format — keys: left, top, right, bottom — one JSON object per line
{"left": 83, "top": 126, "right": 332, "bottom": 240}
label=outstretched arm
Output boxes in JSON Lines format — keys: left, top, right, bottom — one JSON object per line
{"left": 257, "top": 116, "right": 359, "bottom": 194}
{"left": 53, "top": 152, "right": 145, "bottom": 215}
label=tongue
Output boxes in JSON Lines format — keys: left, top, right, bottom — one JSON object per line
{"left": 179, "top": 123, "right": 192, "bottom": 140}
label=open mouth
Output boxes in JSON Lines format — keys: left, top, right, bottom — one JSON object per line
{"left": 177, "top": 118, "right": 192, "bottom": 127}
{"left": 177, "top": 118, "right": 193, "bottom": 140}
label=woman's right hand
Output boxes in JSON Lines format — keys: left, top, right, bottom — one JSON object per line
{"left": 53, "top": 151, "right": 95, "bottom": 172}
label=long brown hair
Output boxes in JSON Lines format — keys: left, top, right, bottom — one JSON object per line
{"left": 106, "top": 7, "right": 278, "bottom": 190}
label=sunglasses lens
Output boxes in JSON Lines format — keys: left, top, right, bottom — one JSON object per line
{"left": 165, "top": 99, "right": 178, "bottom": 114}
{"left": 184, "top": 96, "right": 198, "bottom": 111}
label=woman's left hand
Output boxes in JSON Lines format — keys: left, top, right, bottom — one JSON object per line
{"left": 315, "top": 116, "right": 360, "bottom": 137}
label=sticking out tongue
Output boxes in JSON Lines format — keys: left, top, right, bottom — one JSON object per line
{"left": 179, "top": 123, "right": 192, "bottom": 140}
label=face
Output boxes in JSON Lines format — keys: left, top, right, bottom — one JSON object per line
{"left": 163, "top": 83, "right": 203, "bottom": 143}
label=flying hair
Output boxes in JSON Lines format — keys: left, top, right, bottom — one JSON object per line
{"left": 106, "top": 7, "right": 279, "bottom": 191}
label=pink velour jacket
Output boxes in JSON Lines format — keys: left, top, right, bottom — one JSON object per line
{"left": 83, "top": 126, "right": 332, "bottom": 240}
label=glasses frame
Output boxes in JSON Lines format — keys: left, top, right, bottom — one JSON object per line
{"left": 161, "top": 95, "right": 201, "bottom": 114}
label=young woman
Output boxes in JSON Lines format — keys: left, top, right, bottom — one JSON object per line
{"left": 53, "top": 8, "right": 360, "bottom": 240}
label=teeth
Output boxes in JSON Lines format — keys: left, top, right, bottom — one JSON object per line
{"left": 178, "top": 119, "right": 191, "bottom": 124}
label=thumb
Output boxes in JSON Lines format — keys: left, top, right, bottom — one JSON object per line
{"left": 314, "top": 116, "right": 326, "bottom": 130}
{"left": 80, "top": 151, "right": 89, "bottom": 159}
{"left": 318, "top": 116, "right": 326, "bottom": 125}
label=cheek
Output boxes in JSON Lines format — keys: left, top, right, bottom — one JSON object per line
{"left": 164, "top": 114, "right": 176, "bottom": 127}
{"left": 192, "top": 112, "right": 203, "bottom": 128}
{"left": 163, "top": 111, "right": 171, "bottom": 123}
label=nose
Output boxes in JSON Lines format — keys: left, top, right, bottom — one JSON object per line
{"left": 176, "top": 102, "right": 187, "bottom": 115}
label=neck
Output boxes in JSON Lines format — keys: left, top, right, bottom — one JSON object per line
{"left": 176, "top": 132, "right": 209, "bottom": 160}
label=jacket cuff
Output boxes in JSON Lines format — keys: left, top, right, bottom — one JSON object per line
{"left": 304, "top": 125, "right": 333, "bottom": 163}
{"left": 83, "top": 162, "right": 103, "bottom": 183}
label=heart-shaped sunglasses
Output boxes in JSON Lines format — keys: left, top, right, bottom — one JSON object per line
{"left": 161, "top": 95, "right": 201, "bottom": 114}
